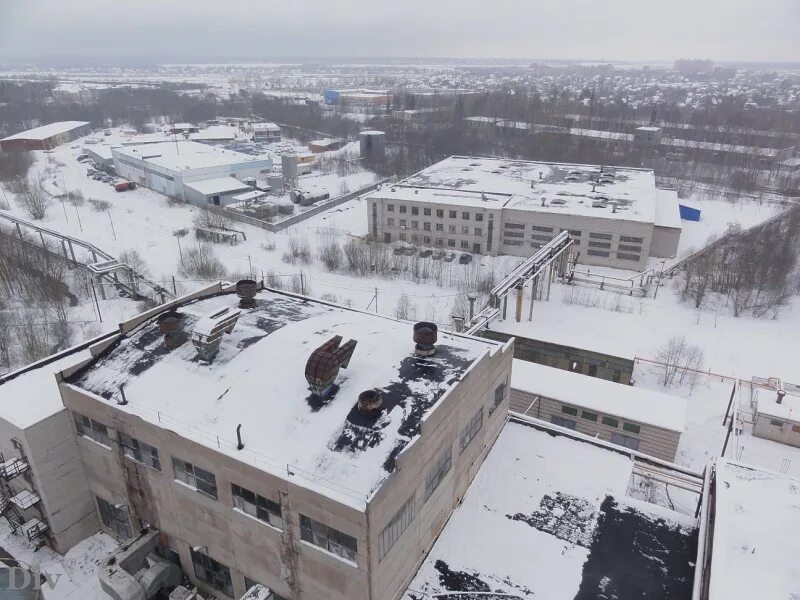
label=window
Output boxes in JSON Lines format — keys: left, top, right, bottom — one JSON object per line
{"left": 411, "top": 220, "right": 419, "bottom": 229}
{"left": 581, "top": 411, "right": 598, "bottom": 422}
{"left": 118, "top": 432, "right": 161, "bottom": 470}
{"left": 387, "top": 204, "right": 394, "bottom": 212}
{"left": 462, "top": 226, "right": 470, "bottom": 235}
{"left": 436, "top": 238, "right": 444, "bottom": 245}
{"left": 411, "top": 206, "right": 419, "bottom": 215}
{"left": 770, "top": 419, "right": 785, "bottom": 427}
{"left": 387, "top": 218, "right": 394, "bottom": 226}
{"left": 612, "top": 370, "right": 622, "bottom": 383}
{"left": 299, "top": 515, "right": 357, "bottom": 563}
{"left": 531, "top": 225, "right": 553, "bottom": 233}
{"left": 505, "top": 240, "right": 523, "bottom": 246}
{"left": 173, "top": 458, "right": 218, "bottom": 499}
{"left": 411, "top": 234, "right": 419, "bottom": 242}
{"left": 622, "top": 422, "right": 641, "bottom": 435}
{"left": 504, "top": 222, "right": 525, "bottom": 229}
{"left": 617, "top": 253, "right": 641, "bottom": 262}
{"left": 399, "top": 233, "right": 407, "bottom": 241}
{"left": 504, "top": 231, "right": 524, "bottom": 238}
{"left": 399, "top": 219, "right": 407, "bottom": 228}
{"left": 474, "top": 228, "right": 482, "bottom": 236}
{"left": 424, "top": 222, "right": 431, "bottom": 231}
{"left": 449, "top": 210, "right": 457, "bottom": 218}
{"left": 424, "top": 446, "right": 452, "bottom": 501}
{"left": 459, "top": 408, "right": 483, "bottom": 453}
{"left": 611, "top": 432, "right": 640, "bottom": 451}
{"left": 448, "top": 239, "right": 456, "bottom": 247}
{"left": 551, "top": 415, "right": 576, "bottom": 430}
{"left": 436, "top": 209, "right": 444, "bottom": 218}
{"left": 423, "top": 236, "right": 431, "bottom": 244}
{"left": 462, "top": 212, "right": 470, "bottom": 220}
{"left": 232, "top": 484, "right": 283, "bottom": 529}
{"left": 436, "top": 223, "right": 444, "bottom": 231}
{"left": 384, "top": 233, "right": 392, "bottom": 243}
{"left": 568, "top": 230, "right": 582, "bottom": 236}
{"left": 589, "top": 232, "right": 613, "bottom": 240}
{"left": 191, "top": 549, "right": 233, "bottom": 597}
{"left": 620, "top": 235, "right": 643, "bottom": 243}
{"left": 475, "top": 213, "right": 484, "bottom": 222}
{"left": 489, "top": 381, "right": 506, "bottom": 415}
{"left": 602, "top": 416, "right": 619, "bottom": 428}
{"left": 399, "top": 205, "right": 407, "bottom": 213}
{"left": 97, "top": 496, "right": 133, "bottom": 539}
{"left": 561, "top": 405, "right": 578, "bottom": 416}
{"left": 460, "top": 240, "right": 469, "bottom": 249}
{"left": 74, "top": 413, "right": 111, "bottom": 446}
{"left": 378, "top": 495, "right": 416, "bottom": 560}
{"left": 588, "top": 241, "right": 611, "bottom": 249}
{"left": 618, "top": 244, "right": 642, "bottom": 253}
{"left": 588, "top": 365, "right": 598, "bottom": 377}
{"left": 423, "top": 208, "right": 431, "bottom": 216}
{"left": 531, "top": 234, "right": 552, "bottom": 242}
{"left": 587, "top": 249, "right": 610, "bottom": 257}
{"left": 448, "top": 225, "right": 456, "bottom": 233}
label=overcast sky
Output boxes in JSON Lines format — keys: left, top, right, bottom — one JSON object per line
{"left": 1, "top": 0, "right": 797, "bottom": 63}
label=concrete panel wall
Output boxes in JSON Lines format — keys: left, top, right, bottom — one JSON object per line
{"left": 651, "top": 225, "right": 681, "bottom": 258}
{"left": 753, "top": 414, "right": 800, "bottom": 447}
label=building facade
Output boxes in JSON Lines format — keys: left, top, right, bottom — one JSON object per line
{"left": 1, "top": 121, "right": 92, "bottom": 152}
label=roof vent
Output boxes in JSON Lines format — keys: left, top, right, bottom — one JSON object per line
{"left": 236, "top": 279, "right": 258, "bottom": 309}
{"left": 357, "top": 389, "right": 383, "bottom": 416}
{"left": 157, "top": 310, "right": 185, "bottom": 349}
{"left": 413, "top": 322, "right": 438, "bottom": 357}
{"left": 192, "top": 307, "right": 241, "bottom": 360}
{"left": 305, "top": 335, "right": 358, "bottom": 397}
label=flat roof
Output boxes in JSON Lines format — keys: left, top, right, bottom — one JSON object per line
{"left": 755, "top": 386, "right": 800, "bottom": 422}
{"left": 66, "top": 289, "right": 499, "bottom": 507}
{"left": 404, "top": 420, "right": 698, "bottom": 599}
{"left": 113, "top": 141, "right": 268, "bottom": 173}
{"left": 510, "top": 360, "right": 687, "bottom": 432}
{"left": 184, "top": 177, "right": 251, "bottom": 196}
{"left": 2, "top": 121, "right": 89, "bottom": 142}
{"left": 251, "top": 122, "right": 280, "bottom": 131}
{"left": 709, "top": 460, "right": 800, "bottom": 600}
{"left": 367, "top": 156, "right": 657, "bottom": 223}
{"left": 654, "top": 189, "right": 683, "bottom": 230}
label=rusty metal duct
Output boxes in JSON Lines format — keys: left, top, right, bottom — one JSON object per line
{"left": 305, "top": 335, "right": 358, "bottom": 397}
{"left": 236, "top": 279, "right": 258, "bottom": 309}
{"left": 413, "top": 322, "right": 438, "bottom": 356}
{"left": 357, "top": 389, "right": 383, "bottom": 416}
{"left": 157, "top": 310, "right": 185, "bottom": 349}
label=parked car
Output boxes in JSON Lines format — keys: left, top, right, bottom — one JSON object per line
{"left": 77, "top": 154, "right": 91, "bottom": 162}
{"left": 115, "top": 181, "right": 136, "bottom": 192}
{"left": 443, "top": 252, "right": 456, "bottom": 263}
{"left": 419, "top": 249, "right": 432, "bottom": 258}
{"left": 431, "top": 250, "right": 443, "bottom": 260}
{"left": 403, "top": 246, "right": 417, "bottom": 256}
{"left": 92, "top": 174, "right": 103, "bottom": 180}
{"left": 459, "top": 253, "right": 473, "bottom": 265}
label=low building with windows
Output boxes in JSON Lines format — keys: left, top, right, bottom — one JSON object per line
{"left": 750, "top": 377, "right": 800, "bottom": 447}
{"left": 509, "top": 360, "right": 686, "bottom": 461}
{"left": 251, "top": 122, "right": 281, "bottom": 142}
{"left": 365, "top": 156, "right": 682, "bottom": 270}
{"left": 57, "top": 281, "right": 513, "bottom": 600}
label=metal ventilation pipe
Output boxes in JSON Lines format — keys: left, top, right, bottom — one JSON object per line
{"left": 236, "top": 424, "right": 244, "bottom": 450}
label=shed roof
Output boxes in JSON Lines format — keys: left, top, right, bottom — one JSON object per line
{"left": 2, "top": 121, "right": 89, "bottom": 142}
{"left": 184, "top": 177, "right": 251, "bottom": 196}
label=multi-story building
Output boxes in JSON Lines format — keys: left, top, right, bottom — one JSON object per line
{"left": 251, "top": 122, "right": 282, "bottom": 142}
{"left": 57, "top": 282, "right": 513, "bottom": 600}
{"left": 366, "top": 156, "right": 682, "bottom": 271}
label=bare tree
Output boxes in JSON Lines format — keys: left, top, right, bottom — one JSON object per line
{"left": 653, "top": 335, "right": 704, "bottom": 388}
{"left": 179, "top": 244, "right": 228, "bottom": 280}
{"left": 18, "top": 180, "right": 49, "bottom": 220}
{"left": 394, "top": 294, "right": 414, "bottom": 320}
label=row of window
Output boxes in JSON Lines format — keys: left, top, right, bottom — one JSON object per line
{"left": 387, "top": 219, "right": 483, "bottom": 236}
{"left": 190, "top": 547, "right": 290, "bottom": 600}
{"left": 390, "top": 232, "right": 481, "bottom": 252}
{"left": 560, "top": 404, "right": 641, "bottom": 434}
{"left": 387, "top": 204, "right": 484, "bottom": 221}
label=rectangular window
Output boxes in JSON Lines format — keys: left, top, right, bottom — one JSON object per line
{"left": 74, "top": 412, "right": 111, "bottom": 446}
{"left": 531, "top": 234, "right": 553, "bottom": 242}
{"left": 588, "top": 240, "right": 611, "bottom": 249}
{"left": 411, "top": 234, "right": 419, "bottom": 242}
{"left": 411, "top": 221, "right": 419, "bottom": 229}
{"left": 622, "top": 422, "right": 641, "bottom": 434}
{"left": 399, "top": 205, "right": 407, "bottom": 213}
{"left": 489, "top": 381, "right": 506, "bottom": 415}
{"left": 384, "top": 233, "right": 392, "bottom": 243}
{"left": 770, "top": 419, "right": 785, "bottom": 427}
{"left": 505, "top": 240, "right": 523, "bottom": 246}
{"left": 459, "top": 408, "right": 483, "bottom": 453}
{"left": 423, "top": 236, "right": 431, "bottom": 244}
{"left": 97, "top": 496, "right": 133, "bottom": 539}
{"left": 618, "top": 244, "right": 642, "bottom": 253}
{"left": 531, "top": 225, "right": 554, "bottom": 232}
{"left": 620, "top": 235, "right": 643, "bottom": 243}
{"left": 474, "top": 228, "right": 482, "bottom": 236}
{"left": 378, "top": 495, "right": 416, "bottom": 560}
{"left": 423, "top": 208, "right": 431, "bottom": 216}
{"left": 387, "top": 204, "right": 394, "bottom": 212}
{"left": 448, "top": 225, "right": 456, "bottom": 233}
{"left": 411, "top": 206, "right": 419, "bottom": 215}
{"left": 173, "top": 458, "right": 218, "bottom": 500}
{"left": 399, "top": 233, "right": 407, "bottom": 241}
{"left": 191, "top": 549, "right": 233, "bottom": 597}
{"left": 462, "top": 212, "right": 470, "bottom": 220}
{"left": 299, "top": 515, "right": 357, "bottom": 563}
{"left": 436, "top": 238, "right": 443, "bottom": 245}
{"left": 589, "top": 232, "right": 613, "bottom": 240}
{"left": 387, "top": 218, "right": 394, "bottom": 226}
{"left": 462, "top": 226, "right": 470, "bottom": 235}
{"left": 423, "top": 222, "right": 431, "bottom": 231}
{"left": 475, "top": 213, "right": 484, "bottom": 222}
{"left": 504, "top": 231, "right": 524, "bottom": 238}
{"left": 551, "top": 415, "right": 576, "bottom": 430}
{"left": 587, "top": 249, "right": 610, "bottom": 257}
{"left": 424, "top": 445, "right": 452, "bottom": 501}
{"left": 448, "top": 239, "right": 456, "bottom": 247}
{"left": 617, "top": 253, "right": 641, "bottom": 262}
{"left": 449, "top": 210, "right": 457, "bottom": 218}
{"left": 399, "top": 219, "right": 407, "bottom": 228}
{"left": 231, "top": 484, "right": 283, "bottom": 529}
{"left": 504, "top": 222, "right": 525, "bottom": 229}
{"left": 611, "top": 432, "right": 640, "bottom": 451}
{"left": 581, "top": 411, "right": 598, "bottom": 422}
{"left": 436, "top": 209, "right": 444, "bottom": 218}
{"left": 561, "top": 405, "right": 578, "bottom": 416}
{"left": 436, "top": 223, "right": 444, "bottom": 231}
{"left": 602, "top": 416, "right": 619, "bottom": 428}
{"left": 460, "top": 240, "right": 469, "bottom": 249}
{"left": 568, "top": 230, "right": 582, "bottom": 237}
{"left": 118, "top": 432, "right": 161, "bottom": 470}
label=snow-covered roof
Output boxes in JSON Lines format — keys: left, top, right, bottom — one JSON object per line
{"left": 708, "top": 460, "right": 800, "bottom": 600}
{"left": 510, "top": 360, "right": 687, "bottom": 432}
{"left": 1, "top": 121, "right": 89, "bottom": 142}
{"left": 67, "top": 289, "right": 499, "bottom": 507}
{"left": 366, "top": 156, "right": 658, "bottom": 223}
{"left": 231, "top": 190, "right": 268, "bottom": 202}
{"left": 184, "top": 177, "right": 251, "bottom": 196}
{"left": 251, "top": 122, "right": 280, "bottom": 132}
{"left": 404, "top": 420, "right": 698, "bottom": 599}
{"left": 654, "top": 189, "right": 683, "bottom": 230}
{"left": 113, "top": 141, "right": 268, "bottom": 173}
{"left": 754, "top": 385, "right": 800, "bottom": 422}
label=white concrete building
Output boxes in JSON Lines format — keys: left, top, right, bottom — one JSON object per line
{"left": 366, "top": 156, "right": 682, "bottom": 270}
{"left": 112, "top": 141, "right": 272, "bottom": 202}
{"left": 251, "top": 122, "right": 281, "bottom": 142}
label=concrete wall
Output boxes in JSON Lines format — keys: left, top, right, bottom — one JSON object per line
{"left": 752, "top": 413, "right": 800, "bottom": 447}
{"left": 510, "top": 388, "right": 681, "bottom": 461}
{"left": 651, "top": 225, "right": 681, "bottom": 258}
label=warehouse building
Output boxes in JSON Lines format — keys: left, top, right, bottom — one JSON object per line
{"left": 57, "top": 282, "right": 513, "bottom": 600}
{"left": 183, "top": 177, "right": 253, "bottom": 207}
{"left": 1, "top": 121, "right": 91, "bottom": 152}
{"left": 112, "top": 141, "right": 272, "bottom": 201}
{"left": 509, "top": 360, "right": 687, "bottom": 461}
{"left": 365, "top": 156, "right": 682, "bottom": 271}
{"left": 250, "top": 122, "right": 281, "bottom": 142}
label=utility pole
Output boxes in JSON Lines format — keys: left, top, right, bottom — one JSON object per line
{"left": 90, "top": 279, "right": 103, "bottom": 322}
{"left": 74, "top": 204, "right": 83, "bottom": 232}
{"left": 374, "top": 287, "right": 378, "bottom": 313}
{"left": 175, "top": 235, "right": 184, "bottom": 265}
{"left": 108, "top": 211, "right": 117, "bottom": 240}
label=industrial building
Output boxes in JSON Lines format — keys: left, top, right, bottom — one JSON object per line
{"left": 359, "top": 130, "right": 386, "bottom": 161}
{"left": 250, "top": 122, "right": 281, "bottom": 142}
{"left": 54, "top": 281, "right": 513, "bottom": 600}
{"left": 1, "top": 121, "right": 91, "bottom": 152}
{"left": 509, "top": 360, "right": 687, "bottom": 461}
{"left": 112, "top": 141, "right": 272, "bottom": 202}
{"left": 366, "top": 156, "right": 682, "bottom": 270}
{"left": 749, "top": 377, "right": 800, "bottom": 447}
